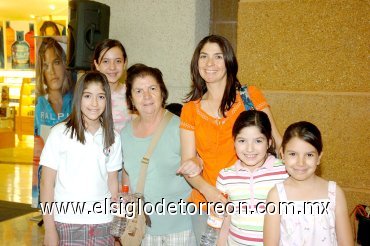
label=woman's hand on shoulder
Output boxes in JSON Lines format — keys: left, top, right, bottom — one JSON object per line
{"left": 177, "top": 156, "right": 203, "bottom": 178}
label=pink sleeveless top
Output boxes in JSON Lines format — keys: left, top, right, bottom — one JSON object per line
{"left": 111, "top": 85, "right": 131, "bottom": 133}
{"left": 276, "top": 181, "right": 337, "bottom": 246}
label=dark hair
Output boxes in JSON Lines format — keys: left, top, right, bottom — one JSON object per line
{"left": 126, "top": 63, "right": 169, "bottom": 113}
{"left": 36, "top": 37, "right": 72, "bottom": 97}
{"left": 65, "top": 71, "right": 114, "bottom": 149}
{"left": 165, "top": 103, "right": 183, "bottom": 117}
{"left": 232, "top": 110, "right": 276, "bottom": 156}
{"left": 281, "top": 121, "right": 323, "bottom": 154}
{"left": 185, "top": 35, "right": 241, "bottom": 117}
{"left": 40, "top": 21, "right": 60, "bottom": 36}
{"left": 92, "top": 39, "right": 127, "bottom": 70}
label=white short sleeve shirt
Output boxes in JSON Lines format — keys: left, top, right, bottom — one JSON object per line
{"left": 40, "top": 123, "right": 122, "bottom": 224}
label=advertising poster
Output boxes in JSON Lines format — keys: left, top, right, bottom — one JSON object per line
{"left": 31, "top": 21, "right": 71, "bottom": 207}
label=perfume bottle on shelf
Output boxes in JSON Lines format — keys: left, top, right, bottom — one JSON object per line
{"left": 6, "top": 21, "right": 15, "bottom": 64}
{"left": 25, "top": 23, "right": 35, "bottom": 67}
{"left": 11, "top": 31, "right": 30, "bottom": 69}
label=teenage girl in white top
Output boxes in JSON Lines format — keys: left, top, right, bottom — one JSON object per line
{"left": 40, "top": 72, "right": 122, "bottom": 245}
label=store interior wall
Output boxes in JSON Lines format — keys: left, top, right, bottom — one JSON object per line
{"left": 237, "top": 0, "right": 370, "bottom": 212}
{"left": 210, "top": 0, "right": 238, "bottom": 52}
{"left": 95, "top": 0, "right": 210, "bottom": 103}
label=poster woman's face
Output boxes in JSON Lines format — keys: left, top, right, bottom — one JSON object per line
{"left": 43, "top": 47, "right": 66, "bottom": 92}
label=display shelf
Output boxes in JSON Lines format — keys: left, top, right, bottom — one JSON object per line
{"left": 0, "top": 106, "right": 16, "bottom": 148}
{"left": 0, "top": 70, "right": 35, "bottom": 78}
{"left": 16, "top": 78, "right": 35, "bottom": 140}
{"left": 0, "top": 69, "right": 35, "bottom": 140}
{"left": 0, "top": 70, "right": 35, "bottom": 110}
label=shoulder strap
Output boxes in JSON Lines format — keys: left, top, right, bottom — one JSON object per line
{"left": 276, "top": 183, "right": 287, "bottom": 202}
{"left": 240, "top": 85, "right": 255, "bottom": 110}
{"left": 135, "top": 110, "right": 174, "bottom": 193}
{"left": 328, "top": 181, "right": 336, "bottom": 208}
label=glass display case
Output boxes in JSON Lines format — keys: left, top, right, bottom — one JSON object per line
{"left": 0, "top": 105, "right": 16, "bottom": 148}
{"left": 17, "top": 76, "right": 35, "bottom": 139}
{"left": 0, "top": 19, "right": 36, "bottom": 145}
{"left": 0, "top": 70, "right": 35, "bottom": 143}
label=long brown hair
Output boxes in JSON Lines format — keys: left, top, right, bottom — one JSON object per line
{"left": 36, "top": 37, "right": 72, "bottom": 97}
{"left": 185, "top": 35, "right": 241, "bottom": 117}
{"left": 40, "top": 21, "right": 60, "bottom": 36}
{"left": 65, "top": 72, "right": 115, "bottom": 149}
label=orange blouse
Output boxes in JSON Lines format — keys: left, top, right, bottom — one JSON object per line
{"left": 180, "top": 86, "right": 269, "bottom": 208}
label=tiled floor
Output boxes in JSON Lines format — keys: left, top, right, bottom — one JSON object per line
{"left": 0, "top": 135, "right": 44, "bottom": 245}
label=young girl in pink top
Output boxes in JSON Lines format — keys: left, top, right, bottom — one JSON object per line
{"left": 93, "top": 39, "right": 131, "bottom": 133}
{"left": 93, "top": 39, "right": 132, "bottom": 190}
{"left": 264, "top": 121, "right": 353, "bottom": 245}
{"left": 216, "top": 110, "right": 288, "bottom": 245}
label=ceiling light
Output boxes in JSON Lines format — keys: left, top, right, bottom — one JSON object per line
{"left": 49, "top": 4, "right": 56, "bottom": 10}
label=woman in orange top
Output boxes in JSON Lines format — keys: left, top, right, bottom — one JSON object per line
{"left": 177, "top": 35, "right": 281, "bottom": 244}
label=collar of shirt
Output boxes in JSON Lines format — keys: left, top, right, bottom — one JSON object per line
{"left": 84, "top": 126, "right": 103, "bottom": 143}
{"left": 233, "top": 154, "right": 276, "bottom": 172}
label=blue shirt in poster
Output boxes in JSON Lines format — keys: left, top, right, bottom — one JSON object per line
{"left": 34, "top": 92, "right": 73, "bottom": 136}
